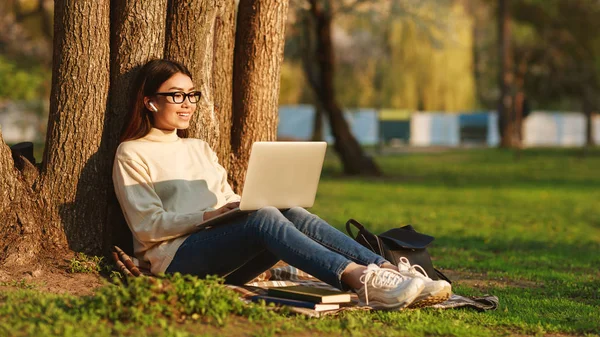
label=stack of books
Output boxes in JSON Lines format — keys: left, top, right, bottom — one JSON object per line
{"left": 251, "top": 285, "right": 352, "bottom": 312}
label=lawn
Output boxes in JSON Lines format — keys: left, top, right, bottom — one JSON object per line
{"left": 1, "top": 148, "right": 599, "bottom": 337}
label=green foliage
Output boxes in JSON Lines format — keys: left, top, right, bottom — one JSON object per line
{"left": 0, "top": 54, "right": 50, "bottom": 101}
{"left": 0, "top": 274, "right": 279, "bottom": 336}
{"left": 283, "top": 1, "right": 476, "bottom": 111}
{"left": 372, "top": 2, "right": 476, "bottom": 111}
{"left": 278, "top": 62, "right": 308, "bottom": 105}
{"left": 86, "top": 274, "right": 252, "bottom": 326}
{"left": 0, "top": 279, "right": 40, "bottom": 289}
{"left": 510, "top": 0, "right": 600, "bottom": 109}
{"left": 68, "top": 253, "right": 106, "bottom": 274}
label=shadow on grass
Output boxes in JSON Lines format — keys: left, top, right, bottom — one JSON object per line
{"left": 320, "top": 171, "right": 600, "bottom": 190}
{"left": 321, "top": 148, "right": 600, "bottom": 190}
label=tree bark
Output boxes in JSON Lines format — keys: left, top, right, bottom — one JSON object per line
{"left": 497, "top": 0, "right": 515, "bottom": 148}
{"left": 212, "top": 0, "right": 237, "bottom": 170}
{"left": 229, "top": 0, "right": 289, "bottom": 193}
{"left": 37, "top": 0, "right": 111, "bottom": 254}
{"left": 307, "top": 1, "right": 380, "bottom": 175}
{"left": 0, "top": 132, "right": 46, "bottom": 267}
{"left": 164, "top": 0, "right": 220, "bottom": 151}
{"left": 106, "top": 0, "right": 168, "bottom": 254}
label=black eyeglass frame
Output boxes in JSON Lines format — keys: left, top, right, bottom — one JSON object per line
{"left": 154, "top": 91, "right": 202, "bottom": 104}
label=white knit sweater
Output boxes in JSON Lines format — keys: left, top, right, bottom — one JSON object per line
{"left": 112, "top": 128, "right": 240, "bottom": 274}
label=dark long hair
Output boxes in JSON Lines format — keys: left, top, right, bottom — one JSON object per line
{"left": 119, "top": 59, "right": 193, "bottom": 143}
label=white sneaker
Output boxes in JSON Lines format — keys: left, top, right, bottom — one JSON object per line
{"left": 397, "top": 257, "right": 452, "bottom": 308}
{"left": 356, "top": 264, "right": 425, "bottom": 310}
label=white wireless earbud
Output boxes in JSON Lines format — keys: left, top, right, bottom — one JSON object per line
{"left": 148, "top": 102, "right": 158, "bottom": 112}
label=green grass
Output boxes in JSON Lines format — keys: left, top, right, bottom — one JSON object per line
{"left": 68, "top": 252, "right": 108, "bottom": 274}
{"left": 1, "top": 148, "right": 599, "bottom": 336}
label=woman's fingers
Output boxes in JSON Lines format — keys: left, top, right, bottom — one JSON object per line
{"left": 205, "top": 202, "right": 240, "bottom": 220}
{"left": 220, "top": 202, "right": 239, "bottom": 211}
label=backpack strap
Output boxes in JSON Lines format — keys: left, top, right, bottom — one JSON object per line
{"left": 346, "top": 219, "right": 386, "bottom": 256}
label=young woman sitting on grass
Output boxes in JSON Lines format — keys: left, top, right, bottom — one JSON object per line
{"left": 112, "top": 59, "right": 451, "bottom": 310}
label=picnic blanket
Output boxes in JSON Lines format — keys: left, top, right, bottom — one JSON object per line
{"left": 112, "top": 246, "right": 498, "bottom": 318}
{"left": 228, "top": 263, "right": 499, "bottom": 317}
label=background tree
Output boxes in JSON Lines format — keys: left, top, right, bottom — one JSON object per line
{"left": 510, "top": 0, "right": 600, "bottom": 147}
{"left": 470, "top": 0, "right": 600, "bottom": 148}
{"left": 283, "top": 0, "right": 475, "bottom": 173}
{"left": 0, "top": 0, "right": 289, "bottom": 270}
{"left": 293, "top": 0, "right": 383, "bottom": 176}
{"left": 372, "top": 0, "right": 475, "bottom": 111}
{"left": 497, "top": 0, "right": 515, "bottom": 147}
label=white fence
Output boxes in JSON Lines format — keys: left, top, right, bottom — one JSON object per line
{"left": 278, "top": 106, "right": 599, "bottom": 147}
{"left": 523, "top": 112, "right": 589, "bottom": 147}
{"left": 278, "top": 105, "right": 379, "bottom": 145}
{"left": 1, "top": 103, "right": 599, "bottom": 147}
{"left": 410, "top": 112, "right": 460, "bottom": 146}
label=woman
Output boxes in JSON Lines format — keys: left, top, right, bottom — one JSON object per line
{"left": 112, "top": 59, "right": 451, "bottom": 310}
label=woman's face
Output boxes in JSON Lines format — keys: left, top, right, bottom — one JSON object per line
{"left": 146, "top": 72, "right": 198, "bottom": 131}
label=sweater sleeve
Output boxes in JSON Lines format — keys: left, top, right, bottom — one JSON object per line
{"left": 210, "top": 148, "right": 241, "bottom": 203}
{"left": 113, "top": 156, "right": 205, "bottom": 243}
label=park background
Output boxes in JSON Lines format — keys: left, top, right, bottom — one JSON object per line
{"left": 1, "top": 1, "right": 599, "bottom": 337}
{"left": 2, "top": 0, "right": 600, "bottom": 149}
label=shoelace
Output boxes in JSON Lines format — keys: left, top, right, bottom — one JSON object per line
{"left": 398, "top": 257, "right": 430, "bottom": 279}
{"left": 359, "top": 264, "right": 405, "bottom": 305}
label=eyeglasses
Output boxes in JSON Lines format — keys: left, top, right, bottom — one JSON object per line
{"left": 155, "top": 91, "right": 202, "bottom": 104}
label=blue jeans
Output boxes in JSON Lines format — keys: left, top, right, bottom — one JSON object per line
{"left": 166, "top": 207, "right": 387, "bottom": 290}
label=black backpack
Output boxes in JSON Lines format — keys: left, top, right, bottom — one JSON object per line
{"left": 346, "top": 219, "right": 451, "bottom": 283}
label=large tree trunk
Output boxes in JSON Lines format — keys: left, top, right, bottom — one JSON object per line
{"left": 229, "top": 0, "right": 289, "bottom": 193}
{"left": 307, "top": 1, "right": 380, "bottom": 176}
{"left": 164, "top": 0, "right": 221, "bottom": 151}
{"left": 212, "top": 0, "right": 237, "bottom": 170}
{"left": 0, "top": 0, "right": 286, "bottom": 271}
{"left": 105, "top": 0, "right": 168, "bottom": 254}
{"left": 37, "top": 0, "right": 111, "bottom": 254}
{"left": 497, "top": 0, "right": 515, "bottom": 148}
{"left": 0, "top": 0, "right": 113, "bottom": 266}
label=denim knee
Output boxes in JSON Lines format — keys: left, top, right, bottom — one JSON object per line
{"left": 286, "top": 206, "right": 310, "bottom": 217}
{"left": 256, "top": 206, "right": 281, "bottom": 217}
{"left": 249, "top": 206, "right": 287, "bottom": 230}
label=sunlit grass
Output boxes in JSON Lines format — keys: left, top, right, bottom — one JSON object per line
{"left": 1, "top": 148, "right": 599, "bottom": 336}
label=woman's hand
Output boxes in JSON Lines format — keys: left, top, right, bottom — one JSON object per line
{"left": 203, "top": 202, "right": 240, "bottom": 221}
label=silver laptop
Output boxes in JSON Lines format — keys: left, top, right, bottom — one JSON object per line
{"left": 195, "top": 141, "right": 327, "bottom": 229}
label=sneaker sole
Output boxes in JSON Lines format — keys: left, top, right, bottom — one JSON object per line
{"left": 408, "top": 284, "right": 451, "bottom": 308}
